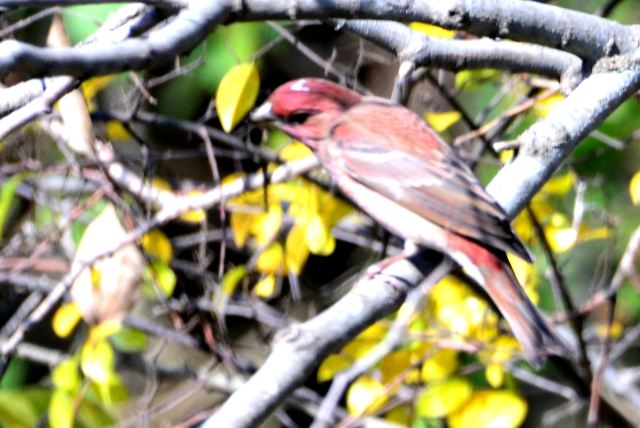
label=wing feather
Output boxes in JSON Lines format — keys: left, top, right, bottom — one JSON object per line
{"left": 320, "top": 102, "right": 531, "bottom": 261}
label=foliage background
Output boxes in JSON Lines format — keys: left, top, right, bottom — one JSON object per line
{"left": 1, "top": 1, "right": 640, "bottom": 427}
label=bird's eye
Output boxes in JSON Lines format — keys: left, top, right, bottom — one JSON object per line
{"left": 286, "top": 111, "right": 313, "bottom": 124}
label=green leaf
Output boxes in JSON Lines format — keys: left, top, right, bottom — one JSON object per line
{"left": 143, "top": 261, "right": 177, "bottom": 298}
{"left": 0, "top": 388, "right": 47, "bottom": 428}
{"left": 70, "top": 199, "right": 108, "bottom": 245}
{"left": 62, "top": 5, "right": 121, "bottom": 44}
{"left": 221, "top": 265, "right": 247, "bottom": 295}
{"left": 0, "top": 357, "right": 28, "bottom": 389}
{"left": 110, "top": 327, "right": 147, "bottom": 353}
{"left": 194, "top": 23, "right": 265, "bottom": 93}
{"left": 0, "top": 174, "right": 22, "bottom": 239}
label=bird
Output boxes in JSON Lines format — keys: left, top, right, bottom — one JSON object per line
{"left": 250, "top": 77, "right": 567, "bottom": 366}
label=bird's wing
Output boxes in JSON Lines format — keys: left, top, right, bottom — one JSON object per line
{"left": 322, "top": 102, "right": 531, "bottom": 261}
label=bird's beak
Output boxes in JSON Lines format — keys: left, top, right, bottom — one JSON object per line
{"left": 250, "top": 102, "right": 276, "bottom": 123}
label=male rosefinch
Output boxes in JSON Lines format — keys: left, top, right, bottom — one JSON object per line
{"left": 251, "top": 78, "right": 566, "bottom": 365}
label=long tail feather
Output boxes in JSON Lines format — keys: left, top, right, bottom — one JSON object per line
{"left": 450, "top": 240, "right": 568, "bottom": 367}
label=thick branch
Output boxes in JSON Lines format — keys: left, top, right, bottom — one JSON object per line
{"left": 0, "top": 0, "right": 636, "bottom": 81}
{"left": 341, "top": 20, "right": 583, "bottom": 90}
{"left": 236, "top": 0, "right": 639, "bottom": 60}
{"left": 0, "top": 2, "right": 231, "bottom": 78}
{"left": 487, "top": 67, "right": 640, "bottom": 216}
{"left": 0, "top": 0, "right": 183, "bottom": 9}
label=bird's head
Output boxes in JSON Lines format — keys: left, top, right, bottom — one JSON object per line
{"left": 251, "top": 78, "right": 362, "bottom": 147}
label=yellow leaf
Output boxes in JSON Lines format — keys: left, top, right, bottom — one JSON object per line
{"left": 578, "top": 226, "right": 610, "bottom": 242}
{"left": 384, "top": 405, "right": 412, "bottom": 425}
{"left": 151, "top": 176, "right": 172, "bottom": 192}
{"left": 81, "top": 75, "right": 115, "bottom": 101}
{"left": 479, "top": 335, "right": 521, "bottom": 366}
{"left": 88, "top": 319, "right": 122, "bottom": 345}
{"left": 499, "top": 150, "right": 514, "bottom": 164}
{"left": 455, "top": 69, "right": 500, "bottom": 90}
{"left": 52, "top": 358, "right": 81, "bottom": 393}
{"left": 141, "top": 230, "right": 173, "bottom": 263}
{"left": 256, "top": 243, "right": 285, "bottom": 274}
{"left": 545, "top": 226, "right": 577, "bottom": 253}
{"left": 178, "top": 189, "right": 207, "bottom": 223}
{"left": 251, "top": 204, "right": 283, "bottom": 245}
{"left": 147, "top": 261, "right": 177, "bottom": 297}
{"left": 448, "top": 390, "right": 527, "bottom": 428}
{"left": 285, "top": 224, "right": 310, "bottom": 275}
{"left": 49, "top": 390, "right": 75, "bottom": 428}
{"left": 595, "top": 321, "right": 624, "bottom": 339}
{"left": 346, "top": 375, "right": 388, "bottom": 416}
{"left": 52, "top": 302, "right": 83, "bottom": 338}
{"left": 230, "top": 210, "right": 256, "bottom": 248}
{"left": 410, "top": 22, "right": 456, "bottom": 39}
{"left": 254, "top": 274, "right": 278, "bottom": 298}
{"left": 630, "top": 171, "right": 640, "bottom": 205}
{"left": 317, "top": 354, "right": 351, "bottom": 383}
{"left": 279, "top": 141, "right": 314, "bottom": 161}
{"left": 430, "top": 276, "right": 469, "bottom": 308}
{"left": 105, "top": 120, "right": 131, "bottom": 141}
{"left": 507, "top": 255, "right": 538, "bottom": 304}
{"left": 507, "top": 254, "right": 535, "bottom": 287}
{"left": 421, "top": 349, "right": 459, "bottom": 382}
{"left": 535, "top": 93, "right": 565, "bottom": 118}
{"left": 81, "top": 339, "right": 115, "bottom": 384}
{"left": 180, "top": 208, "right": 207, "bottom": 223}
{"left": 485, "top": 364, "right": 504, "bottom": 388}
{"left": 540, "top": 171, "right": 574, "bottom": 195}
{"left": 317, "top": 187, "right": 353, "bottom": 226}
{"left": 424, "top": 111, "right": 462, "bottom": 132}
{"left": 356, "top": 322, "right": 388, "bottom": 341}
{"left": 216, "top": 62, "right": 260, "bottom": 132}
{"left": 305, "top": 214, "right": 335, "bottom": 255}
{"left": 221, "top": 265, "right": 247, "bottom": 295}
{"left": 380, "top": 350, "right": 411, "bottom": 384}
{"left": 341, "top": 323, "right": 388, "bottom": 362}
{"left": 416, "top": 377, "right": 473, "bottom": 418}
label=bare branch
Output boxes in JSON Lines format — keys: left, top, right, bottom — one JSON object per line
{"left": 235, "top": 0, "right": 638, "bottom": 60}
{"left": 340, "top": 20, "right": 583, "bottom": 91}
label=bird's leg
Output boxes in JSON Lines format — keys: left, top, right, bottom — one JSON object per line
{"left": 365, "top": 240, "right": 420, "bottom": 279}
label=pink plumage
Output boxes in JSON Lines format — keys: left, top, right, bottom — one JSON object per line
{"left": 252, "top": 78, "right": 567, "bottom": 365}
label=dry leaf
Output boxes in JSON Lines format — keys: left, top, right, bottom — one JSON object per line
{"left": 70, "top": 204, "right": 144, "bottom": 324}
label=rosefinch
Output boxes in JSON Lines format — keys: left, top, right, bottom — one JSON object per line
{"left": 251, "top": 78, "right": 566, "bottom": 365}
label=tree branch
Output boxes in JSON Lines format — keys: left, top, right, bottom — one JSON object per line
{"left": 339, "top": 20, "right": 583, "bottom": 90}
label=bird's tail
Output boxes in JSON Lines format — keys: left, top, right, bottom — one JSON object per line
{"left": 451, "top": 241, "right": 568, "bottom": 367}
